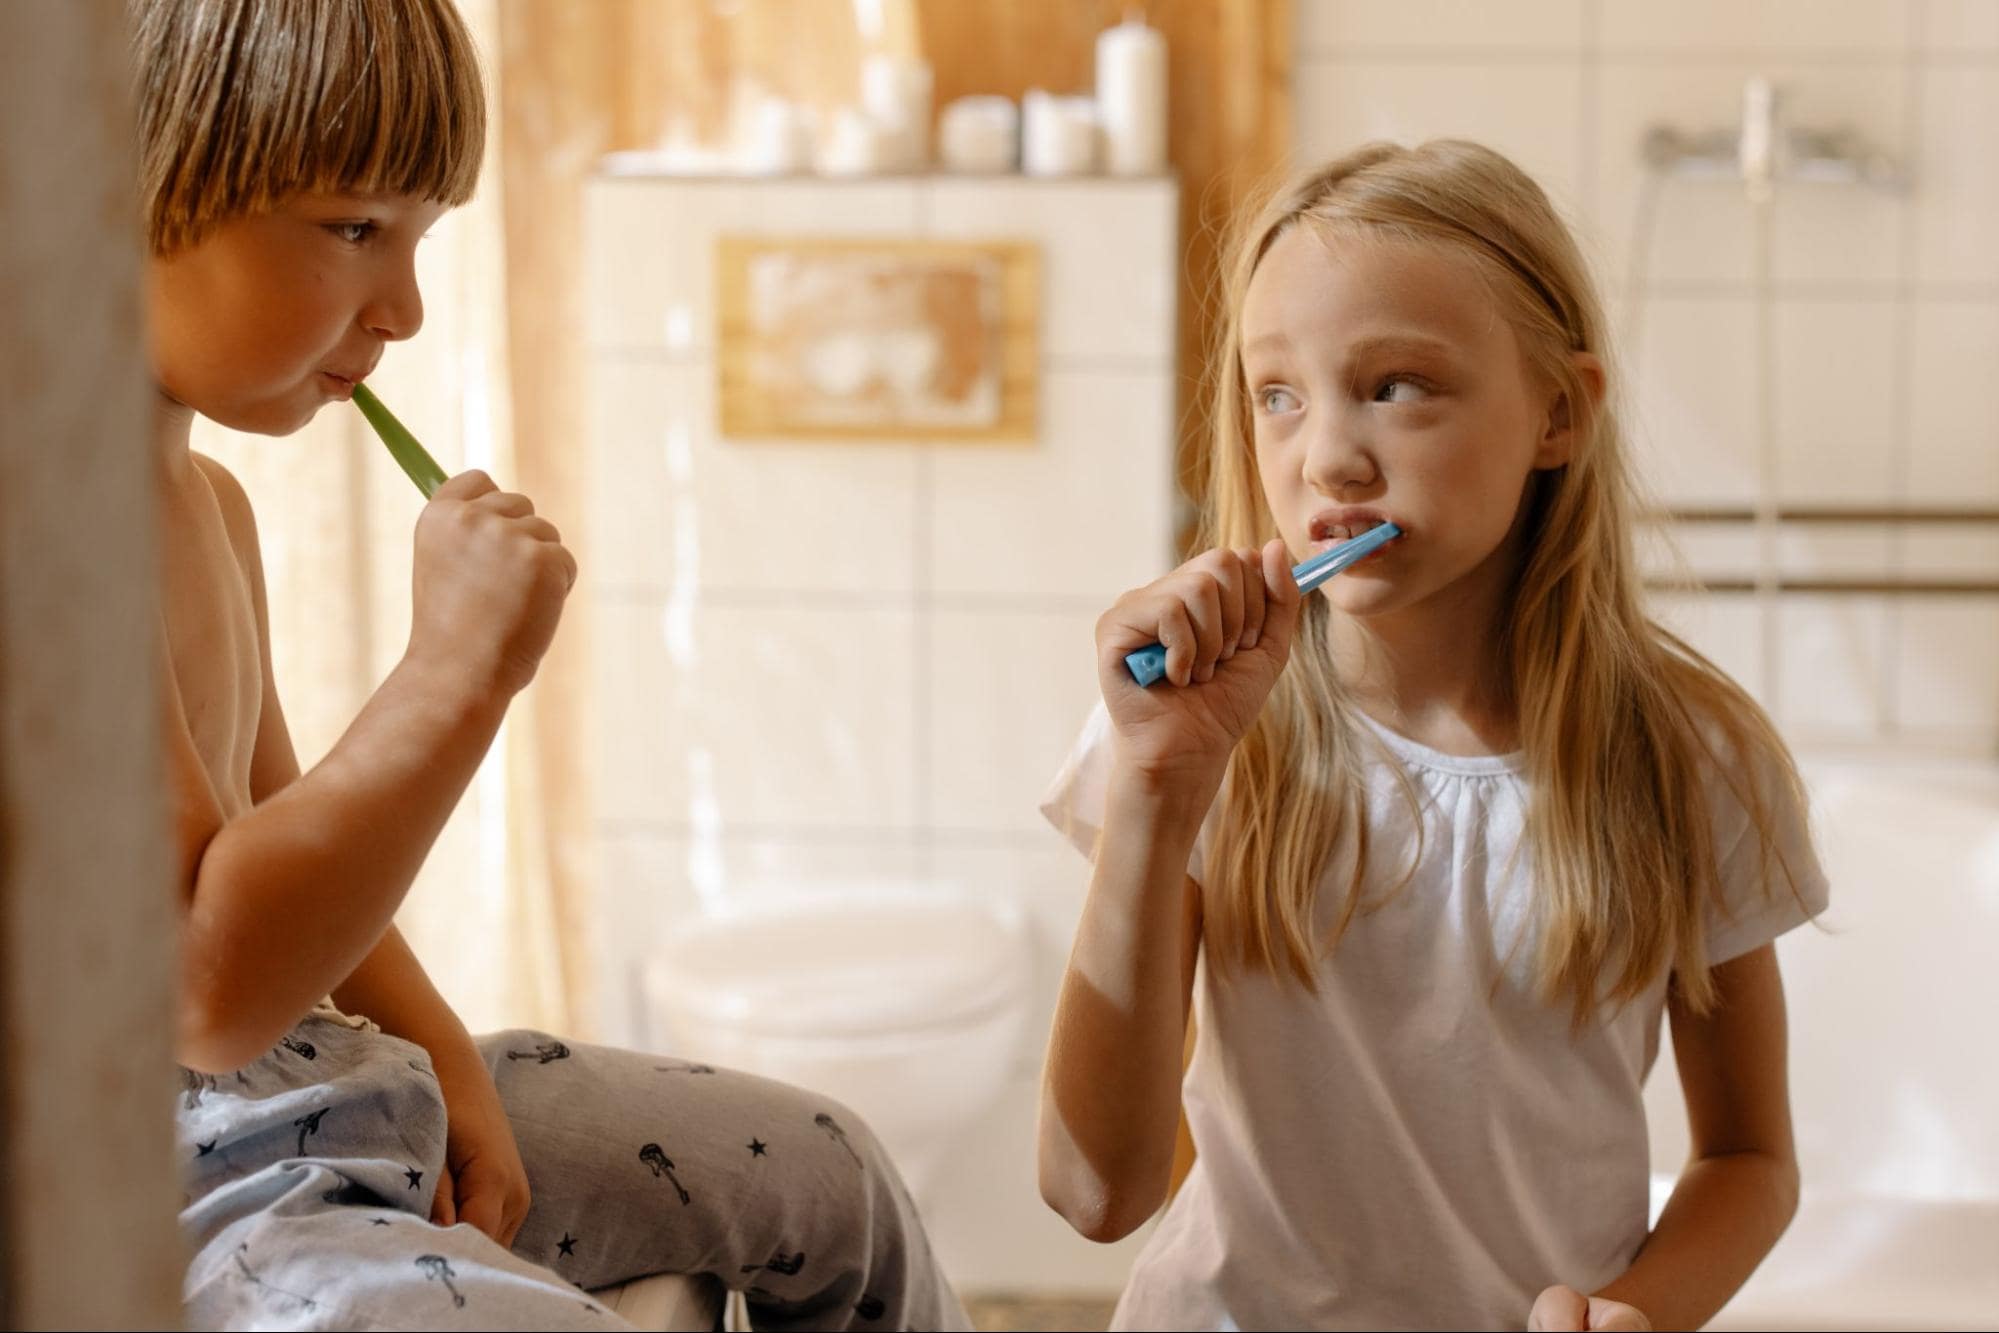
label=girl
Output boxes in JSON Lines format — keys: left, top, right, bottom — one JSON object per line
{"left": 1039, "top": 140, "right": 1825, "bottom": 1331}
{"left": 138, "top": 0, "right": 965, "bottom": 1327}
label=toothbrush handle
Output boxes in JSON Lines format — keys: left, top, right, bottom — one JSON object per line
{"left": 1120, "top": 523, "right": 1399, "bottom": 688}
{"left": 1124, "top": 644, "right": 1170, "bottom": 688}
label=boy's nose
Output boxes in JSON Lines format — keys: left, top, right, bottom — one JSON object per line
{"left": 362, "top": 262, "right": 425, "bottom": 342}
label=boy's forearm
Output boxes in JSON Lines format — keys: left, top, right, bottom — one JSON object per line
{"left": 1595, "top": 1149, "right": 1800, "bottom": 1329}
{"left": 179, "top": 657, "right": 506, "bottom": 1071}
{"left": 331, "top": 925, "right": 479, "bottom": 1072}
{"left": 1039, "top": 770, "right": 1209, "bottom": 1242}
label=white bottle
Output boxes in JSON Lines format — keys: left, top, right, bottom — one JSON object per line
{"left": 1096, "top": 16, "right": 1167, "bottom": 176}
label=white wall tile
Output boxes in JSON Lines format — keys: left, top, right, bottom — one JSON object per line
{"left": 1650, "top": 590, "right": 1769, "bottom": 704}
{"left": 1901, "top": 529, "right": 1999, "bottom": 578}
{"left": 1773, "top": 301, "right": 1900, "bottom": 503}
{"left": 1598, "top": 0, "right": 1910, "bottom": 54}
{"left": 928, "top": 367, "right": 1176, "bottom": 600}
{"left": 1920, "top": 0, "right": 1999, "bottom": 52}
{"left": 1627, "top": 297, "right": 1763, "bottom": 505}
{"left": 1592, "top": 64, "right": 1906, "bottom": 289}
{"left": 1776, "top": 525, "right": 1895, "bottom": 578}
{"left": 926, "top": 610, "right": 1102, "bottom": 833}
{"left": 1914, "top": 68, "right": 1999, "bottom": 286}
{"left": 1775, "top": 595, "right": 1890, "bottom": 738}
{"left": 1298, "top": 0, "right": 1585, "bottom": 55}
{"left": 1893, "top": 597, "right": 1999, "bottom": 737}
{"left": 1650, "top": 524, "right": 1764, "bottom": 582}
{"left": 923, "top": 178, "right": 1178, "bottom": 367}
{"left": 594, "top": 599, "right": 919, "bottom": 830}
{"left": 590, "top": 357, "right": 921, "bottom": 596}
{"left": 1294, "top": 59, "right": 1587, "bottom": 215}
{"left": 1907, "top": 301, "right": 1999, "bottom": 504}
{"left": 584, "top": 178, "right": 924, "bottom": 353}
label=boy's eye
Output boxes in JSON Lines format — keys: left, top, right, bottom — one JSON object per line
{"left": 1257, "top": 386, "right": 1300, "bottom": 414}
{"left": 326, "top": 221, "right": 378, "bottom": 245}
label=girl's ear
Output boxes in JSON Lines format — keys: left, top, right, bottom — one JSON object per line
{"left": 1535, "top": 351, "right": 1605, "bottom": 470}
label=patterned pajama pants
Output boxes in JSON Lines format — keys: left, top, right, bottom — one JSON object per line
{"left": 176, "top": 1014, "right": 969, "bottom": 1331}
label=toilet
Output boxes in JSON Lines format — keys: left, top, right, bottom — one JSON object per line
{"left": 645, "top": 888, "right": 1033, "bottom": 1207}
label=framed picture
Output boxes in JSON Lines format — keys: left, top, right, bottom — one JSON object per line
{"left": 716, "top": 236, "right": 1040, "bottom": 442}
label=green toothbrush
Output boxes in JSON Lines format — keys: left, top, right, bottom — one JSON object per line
{"left": 351, "top": 382, "right": 449, "bottom": 499}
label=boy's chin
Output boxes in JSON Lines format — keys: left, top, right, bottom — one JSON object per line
{"left": 202, "top": 395, "right": 326, "bottom": 437}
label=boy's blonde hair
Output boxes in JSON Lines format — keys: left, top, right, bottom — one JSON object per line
{"left": 1202, "top": 140, "right": 1805, "bottom": 1023}
{"left": 130, "top": 0, "right": 485, "bottom": 254}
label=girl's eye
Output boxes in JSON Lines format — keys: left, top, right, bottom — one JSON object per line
{"left": 1257, "top": 386, "right": 1299, "bottom": 414}
{"left": 1373, "top": 375, "right": 1427, "bottom": 404}
{"left": 326, "top": 221, "right": 378, "bottom": 245}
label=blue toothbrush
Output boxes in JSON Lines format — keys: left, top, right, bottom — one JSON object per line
{"left": 1123, "top": 523, "right": 1402, "bottom": 687}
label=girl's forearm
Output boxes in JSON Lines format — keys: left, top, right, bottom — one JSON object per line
{"left": 1596, "top": 1148, "right": 1800, "bottom": 1330}
{"left": 330, "top": 925, "right": 479, "bottom": 1070}
{"left": 1039, "top": 768, "right": 1212, "bottom": 1242}
{"left": 178, "top": 656, "right": 507, "bottom": 1072}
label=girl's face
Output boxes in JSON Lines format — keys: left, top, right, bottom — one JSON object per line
{"left": 1241, "top": 226, "right": 1587, "bottom": 626}
{"left": 147, "top": 191, "right": 448, "bottom": 435}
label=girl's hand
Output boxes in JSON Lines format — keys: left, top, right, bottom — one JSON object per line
{"left": 407, "top": 470, "right": 577, "bottom": 703}
{"left": 431, "top": 1052, "right": 532, "bottom": 1247}
{"left": 1095, "top": 539, "right": 1301, "bottom": 787}
{"left": 1528, "top": 1285, "right": 1651, "bottom": 1331}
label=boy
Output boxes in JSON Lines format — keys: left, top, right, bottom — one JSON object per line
{"left": 138, "top": 1, "right": 965, "bottom": 1326}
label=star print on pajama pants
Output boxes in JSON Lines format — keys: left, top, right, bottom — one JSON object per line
{"left": 176, "top": 1014, "right": 968, "bottom": 1330}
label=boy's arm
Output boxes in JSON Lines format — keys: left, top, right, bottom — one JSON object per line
{"left": 1541, "top": 944, "right": 1799, "bottom": 1331}
{"left": 179, "top": 459, "right": 570, "bottom": 1073}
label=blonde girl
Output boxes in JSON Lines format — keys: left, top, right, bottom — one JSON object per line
{"left": 1039, "top": 140, "right": 1824, "bottom": 1331}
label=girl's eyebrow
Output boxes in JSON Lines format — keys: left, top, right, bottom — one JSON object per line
{"left": 1342, "top": 332, "right": 1458, "bottom": 362}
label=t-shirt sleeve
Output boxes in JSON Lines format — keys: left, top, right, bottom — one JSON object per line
{"left": 1038, "top": 701, "right": 1214, "bottom": 881}
{"left": 1702, "top": 738, "right": 1831, "bottom": 965}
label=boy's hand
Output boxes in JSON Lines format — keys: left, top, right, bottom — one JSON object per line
{"left": 1096, "top": 540, "right": 1301, "bottom": 789}
{"left": 430, "top": 1052, "right": 532, "bottom": 1247}
{"left": 408, "top": 470, "right": 577, "bottom": 701}
{"left": 1528, "top": 1285, "right": 1651, "bottom": 1331}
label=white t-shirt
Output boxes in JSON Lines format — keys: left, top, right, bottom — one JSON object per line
{"left": 1041, "top": 703, "right": 1828, "bottom": 1331}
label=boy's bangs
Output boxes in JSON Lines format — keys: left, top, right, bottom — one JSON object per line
{"left": 141, "top": 0, "right": 485, "bottom": 251}
{"left": 297, "top": 0, "right": 485, "bottom": 205}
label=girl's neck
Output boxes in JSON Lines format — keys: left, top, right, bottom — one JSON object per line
{"left": 1328, "top": 543, "right": 1522, "bottom": 758}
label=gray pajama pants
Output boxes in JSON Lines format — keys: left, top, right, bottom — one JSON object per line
{"left": 176, "top": 1014, "right": 969, "bottom": 1331}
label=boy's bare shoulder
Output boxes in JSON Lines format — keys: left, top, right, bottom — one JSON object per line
{"left": 189, "top": 451, "right": 267, "bottom": 581}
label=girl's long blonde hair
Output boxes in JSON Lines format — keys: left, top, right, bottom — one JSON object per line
{"left": 1202, "top": 140, "right": 1805, "bottom": 1023}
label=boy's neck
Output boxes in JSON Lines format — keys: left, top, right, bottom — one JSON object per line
{"left": 153, "top": 388, "right": 198, "bottom": 482}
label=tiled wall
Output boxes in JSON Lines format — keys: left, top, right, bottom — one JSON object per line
{"left": 582, "top": 174, "right": 1176, "bottom": 1288}
{"left": 1295, "top": 0, "right": 1999, "bottom": 752}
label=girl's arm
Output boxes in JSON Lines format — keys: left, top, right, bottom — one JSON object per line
{"left": 1039, "top": 807, "right": 1205, "bottom": 1243}
{"left": 1040, "top": 541, "right": 1300, "bottom": 1242}
{"left": 176, "top": 462, "right": 571, "bottom": 1073}
{"left": 1548, "top": 944, "right": 1799, "bottom": 1330}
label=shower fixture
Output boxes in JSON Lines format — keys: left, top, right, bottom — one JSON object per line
{"left": 1640, "top": 76, "right": 1905, "bottom": 200}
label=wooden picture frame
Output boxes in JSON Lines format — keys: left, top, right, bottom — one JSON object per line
{"left": 717, "top": 236, "right": 1040, "bottom": 442}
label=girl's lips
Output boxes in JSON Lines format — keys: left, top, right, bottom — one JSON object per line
{"left": 1307, "top": 509, "right": 1403, "bottom": 556}
{"left": 319, "top": 371, "right": 357, "bottom": 400}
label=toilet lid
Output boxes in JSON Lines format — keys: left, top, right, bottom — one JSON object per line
{"left": 653, "top": 895, "right": 1029, "bottom": 1038}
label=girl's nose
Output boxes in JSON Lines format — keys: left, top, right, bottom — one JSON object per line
{"left": 1301, "top": 414, "right": 1378, "bottom": 496}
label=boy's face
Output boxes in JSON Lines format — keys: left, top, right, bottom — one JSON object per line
{"left": 1241, "top": 226, "right": 1580, "bottom": 625}
{"left": 147, "top": 192, "right": 449, "bottom": 435}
